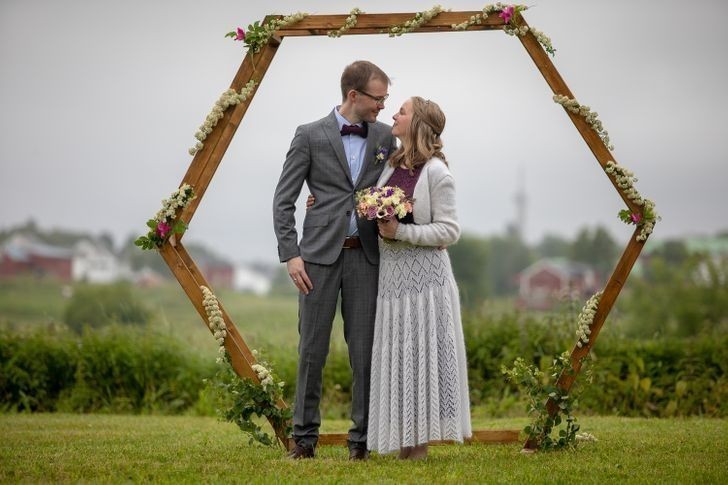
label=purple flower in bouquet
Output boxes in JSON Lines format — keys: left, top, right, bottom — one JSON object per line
{"left": 355, "top": 185, "right": 413, "bottom": 222}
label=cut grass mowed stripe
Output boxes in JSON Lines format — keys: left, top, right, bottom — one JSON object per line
{"left": 1, "top": 414, "right": 726, "bottom": 483}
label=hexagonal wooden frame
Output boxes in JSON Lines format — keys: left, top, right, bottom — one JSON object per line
{"left": 156, "top": 11, "right": 652, "bottom": 451}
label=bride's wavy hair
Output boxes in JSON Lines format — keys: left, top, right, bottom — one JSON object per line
{"left": 389, "top": 96, "right": 447, "bottom": 171}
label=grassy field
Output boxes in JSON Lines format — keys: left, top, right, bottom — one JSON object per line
{"left": 0, "top": 279, "right": 341, "bottom": 359}
{"left": 1, "top": 413, "right": 726, "bottom": 483}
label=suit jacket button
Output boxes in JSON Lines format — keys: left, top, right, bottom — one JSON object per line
{"left": 346, "top": 211, "right": 351, "bottom": 216}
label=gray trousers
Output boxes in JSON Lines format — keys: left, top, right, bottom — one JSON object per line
{"left": 293, "top": 247, "right": 378, "bottom": 448}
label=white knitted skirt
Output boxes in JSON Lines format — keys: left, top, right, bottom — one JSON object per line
{"left": 367, "top": 240, "right": 472, "bottom": 454}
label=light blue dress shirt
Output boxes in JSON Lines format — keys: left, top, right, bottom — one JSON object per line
{"left": 334, "top": 107, "right": 368, "bottom": 236}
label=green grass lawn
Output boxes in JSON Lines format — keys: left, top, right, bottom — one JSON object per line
{"left": 1, "top": 414, "right": 725, "bottom": 483}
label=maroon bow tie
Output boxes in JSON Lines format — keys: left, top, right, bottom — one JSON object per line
{"left": 340, "top": 123, "right": 368, "bottom": 138}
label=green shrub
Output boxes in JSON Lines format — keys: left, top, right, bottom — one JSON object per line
{"left": 63, "top": 283, "right": 152, "bottom": 333}
{"left": 0, "top": 330, "right": 76, "bottom": 411}
{"left": 462, "top": 311, "right": 728, "bottom": 417}
{"left": 0, "top": 326, "right": 215, "bottom": 414}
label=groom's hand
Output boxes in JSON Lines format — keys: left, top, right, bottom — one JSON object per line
{"left": 287, "top": 256, "right": 312, "bottom": 295}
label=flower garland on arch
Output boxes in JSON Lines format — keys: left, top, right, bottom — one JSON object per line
{"left": 226, "top": 12, "right": 309, "bottom": 53}
{"left": 200, "top": 285, "right": 291, "bottom": 447}
{"left": 226, "top": 5, "right": 556, "bottom": 61}
{"left": 604, "top": 161, "right": 660, "bottom": 241}
{"left": 576, "top": 291, "right": 602, "bottom": 348}
{"left": 502, "top": 351, "right": 582, "bottom": 450}
{"left": 553, "top": 94, "right": 613, "bottom": 151}
{"left": 328, "top": 8, "right": 363, "bottom": 37}
{"left": 388, "top": 5, "right": 447, "bottom": 37}
{"left": 189, "top": 80, "right": 258, "bottom": 156}
{"left": 451, "top": 4, "right": 556, "bottom": 56}
{"left": 201, "top": 285, "right": 228, "bottom": 360}
{"left": 134, "top": 183, "right": 195, "bottom": 250}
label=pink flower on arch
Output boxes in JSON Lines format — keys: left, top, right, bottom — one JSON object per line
{"left": 630, "top": 213, "right": 642, "bottom": 224}
{"left": 499, "top": 5, "right": 515, "bottom": 24}
{"left": 156, "top": 221, "right": 172, "bottom": 238}
{"left": 234, "top": 27, "right": 246, "bottom": 41}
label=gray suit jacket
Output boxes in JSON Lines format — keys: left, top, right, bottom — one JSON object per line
{"left": 273, "top": 111, "right": 398, "bottom": 265}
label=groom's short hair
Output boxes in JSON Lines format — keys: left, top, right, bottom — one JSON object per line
{"left": 340, "top": 60, "right": 390, "bottom": 102}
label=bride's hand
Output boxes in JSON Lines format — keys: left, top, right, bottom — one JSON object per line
{"left": 377, "top": 218, "right": 399, "bottom": 239}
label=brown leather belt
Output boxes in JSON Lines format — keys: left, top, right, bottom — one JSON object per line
{"left": 342, "top": 236, "right": 361, "bottom": 249}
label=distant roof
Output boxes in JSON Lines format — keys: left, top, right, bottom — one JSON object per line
{"left": 519, "top": 257, "right": 595, "bottom": 279}
{"left": 644, "top": 234, "right": 728, "bottom": 256}
{"left": 0, "top": 234, "right": 73, "bottom": 260}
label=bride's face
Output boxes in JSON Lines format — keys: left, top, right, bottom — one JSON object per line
{"left": 392, "top": 98, "right": 413, "bottom": 139}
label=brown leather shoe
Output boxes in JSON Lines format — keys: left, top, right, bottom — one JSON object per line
{"left": 348, "top": 447, "right": 369, "bottom": 461}
{"left": 287, "top": 443, "right": 315, "bottom": 460}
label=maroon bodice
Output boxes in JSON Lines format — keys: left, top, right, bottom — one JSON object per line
{"left": 385, "top": 165, "right": 423, "bottom": 224}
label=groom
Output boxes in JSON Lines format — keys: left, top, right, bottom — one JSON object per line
{"left": 272, "top": 60, "right": 397, "bottom": 460}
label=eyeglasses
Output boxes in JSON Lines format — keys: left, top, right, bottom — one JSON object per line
{"left": 356, "top": 90, "right": 389, "bottom": 104}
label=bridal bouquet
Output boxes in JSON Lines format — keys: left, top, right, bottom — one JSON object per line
{"left": 355, "top": 186, "right": 413, "bottom": 221}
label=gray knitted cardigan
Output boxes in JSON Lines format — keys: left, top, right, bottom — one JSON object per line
{"left": 375, "top": 157, "right": 461, "bottom": 247}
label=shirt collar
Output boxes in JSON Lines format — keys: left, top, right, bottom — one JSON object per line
{"left": 334, "top": 106, "right": 363, "bottom": 131}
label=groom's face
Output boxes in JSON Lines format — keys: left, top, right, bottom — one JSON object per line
{"left": 354, "top": 78, "right": 388, "bottom": 124}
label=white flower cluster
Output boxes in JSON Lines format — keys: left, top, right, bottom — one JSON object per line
{"left": 503, "top": 24, "right": 529, "bottom": 36}
{"left": 604, "top": 161, "right": 660, "bottom": 241}
{"left": 154, "top": 183, "right": 195, "bottom": 222}
{"left": 525, "top": 26, "right": 555, "bottom": 56}
{"left": 553, "top": 94, "right": 613, "bottom": 151}
{"left": 389, "top": 5, "right": 446, "bottom": 37}
{"left": 576, "top": 291, "right": 602, "bottom": 348}
{"left": 451, "top": 3, "right": 506, "bottom": 30}
{"left": 328, "top": 8, "right": 362, "bottom": 37}
{"left": 253, "top": 12, "right": 309, "bottom": 52}
{"left": 605, "top": 161, "right": 643, "bottom": 205}
{"left": 189, "top": 80, "right": 258, "bottom": 156}
{"left": 637, "top": 199, "right": 658, "bottom": 241}
{"left": 200, "top": 285, "right": 227, "bottom": 362}
{"left": 575, "top": 432, "right": 598, "bottom": 442}
{"left": 251, "top": 360, "right": 285, "bottom": 391}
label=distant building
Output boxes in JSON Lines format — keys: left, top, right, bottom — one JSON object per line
{"left": 133, "top": 266, "right": 167, "bottom": 288}
{"left": 517, "top": 257, "right": 599, "bottom": 310}
{"left": 201, "top": 262, "right": 235, "bottom": 290}
{"left": 0, "top": 234, "right": 73, "bottom": 282}
{"left": 72, "top": 239, "right": 122, "bottom": 283}
{"left": 233, "top": 264, "right": 271, "bottom": 295}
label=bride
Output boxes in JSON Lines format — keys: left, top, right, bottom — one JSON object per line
{"left": 367, "top": 96, "right": 471, "bottom": 460}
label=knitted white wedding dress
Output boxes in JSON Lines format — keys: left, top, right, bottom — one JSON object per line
{"left": 367, "top": 240, "right": 472, "bottom": 454}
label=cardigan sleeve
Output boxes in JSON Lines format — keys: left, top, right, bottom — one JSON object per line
{"left": 394, "top": 170, "right": 461, "bottom": 247}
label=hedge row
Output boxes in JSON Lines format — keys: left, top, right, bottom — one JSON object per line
{"left": 2, "top": 316, "right": 726, "bottom": 417}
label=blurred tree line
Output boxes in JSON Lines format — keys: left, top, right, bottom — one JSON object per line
{"left": 448, "top": 227, "right": 728, "bottom": 338}
{"left": 449, "top": 225, "right": 619, "bottom": 306}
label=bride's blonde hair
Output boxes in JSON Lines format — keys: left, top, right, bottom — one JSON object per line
{"left": 389, "top": 96, "right": 447, "bottom": 171}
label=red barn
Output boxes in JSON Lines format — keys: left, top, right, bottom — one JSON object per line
{"left": 0, "top": 234, "right": 73, "bottom": 282}
{"left": 517, "top": 258, "right": 598, "bottom": 310}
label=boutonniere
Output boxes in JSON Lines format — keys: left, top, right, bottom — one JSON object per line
{"left": 375, "top": 145, "right": 389, "bottom": 165}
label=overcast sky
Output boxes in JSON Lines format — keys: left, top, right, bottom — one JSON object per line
{"left": 1, "top": 0, "right": 726, "bottom": 264}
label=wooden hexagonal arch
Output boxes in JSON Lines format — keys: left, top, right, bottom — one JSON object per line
{"left": 156, "top": 10, "right": 652, "bottom": 451}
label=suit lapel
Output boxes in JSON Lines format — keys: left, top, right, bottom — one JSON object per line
{"left": 322, "top": 112, "right": 353, "bottom": 186}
